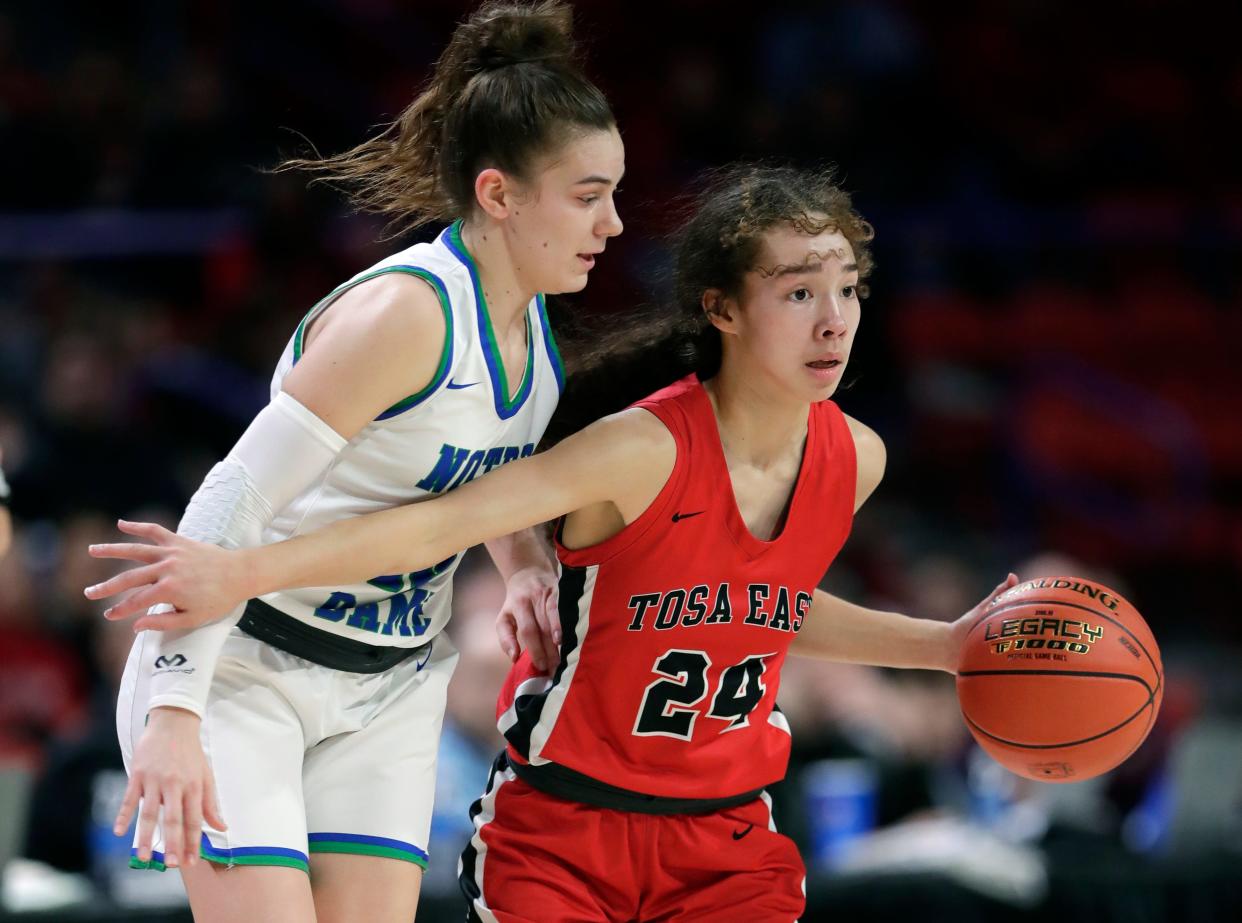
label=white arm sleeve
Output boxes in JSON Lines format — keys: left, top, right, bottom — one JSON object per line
{"left": 144, "top": 391, "right": 348, "bottom": 717}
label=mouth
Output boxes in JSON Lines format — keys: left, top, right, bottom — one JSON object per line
{"left": 805, "top": 357, "right": 844, "bottom": 380}
{"left": 577, "top": 250, "right": 602, "bottom": 270}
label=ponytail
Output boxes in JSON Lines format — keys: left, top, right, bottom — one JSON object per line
{"left": 279, "top": 1, "right": 613, "bottom": 235}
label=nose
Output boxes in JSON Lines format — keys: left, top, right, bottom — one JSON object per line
{"left": 817, "top": 297, "right": 849, "bottom": 340}
{"left": 598, "top": 196, "right": 623, "bottom": 239}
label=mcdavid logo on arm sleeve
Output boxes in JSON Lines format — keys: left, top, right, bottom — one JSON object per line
{"left": 153, "top": 654, "right": 194, "bottom": 673}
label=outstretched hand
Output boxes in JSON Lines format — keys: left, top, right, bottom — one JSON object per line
{"left": 85, "top": 520, "right": 246, "bottom": 632}
{"left": 945, "top": 572, "right": 1020, "bottom": 673}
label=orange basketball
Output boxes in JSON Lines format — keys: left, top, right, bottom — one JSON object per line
{"left": 956, "top": 575, "right": 1162, "bottom": 782}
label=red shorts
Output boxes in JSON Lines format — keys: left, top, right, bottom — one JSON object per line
{"left": 459, "top": 755, "right": 806, "bottom": 923}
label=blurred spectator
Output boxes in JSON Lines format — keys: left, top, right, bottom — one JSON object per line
{"left": 0, "top": 526, "right": 88, "bottom": 766}
{"left": 22, "top": 615, "right": 130, "bottom": 875}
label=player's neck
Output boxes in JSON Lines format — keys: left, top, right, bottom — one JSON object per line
{"left": 704, "top": 368, "right": 808, "bottom": 470}
{"left": 457, "top": 221, "right": 534, "bottom": 337}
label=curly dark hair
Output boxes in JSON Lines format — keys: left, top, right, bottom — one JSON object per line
{"left": 670, "top": 162, "right": 874, "bottom": 378}
{"left": 546, "top": 163, "right": 875, "bottom": 443}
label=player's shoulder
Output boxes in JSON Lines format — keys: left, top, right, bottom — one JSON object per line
{"left": 551, "top": 406, "right": 678, "bottom": 486}
{"left": 291, "top": 268, "right": 452, "bottom": 414}
{"left": 316, "top": 270, "right": 449, "bottom": 346}
{"left": 540, "top": 405, "right": 678, "bottom": 519}
{"left": 577, "top": 405, "right": 677, "bottom": 455}
{"left": 337, "top": 269, "right": 448, "bottom": 318}
{"left": 842, "top": 413, "right": 886, "bottom": 507}
{"left": 842, "top": 413, "right": 884, "bottom": 456}
{"left": 608, "top": 405, "right": 679, "bottom": 450}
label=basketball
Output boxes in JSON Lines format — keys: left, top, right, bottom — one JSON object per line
{"left": 956, "top": 576, "right": 1162, "bottom": 782}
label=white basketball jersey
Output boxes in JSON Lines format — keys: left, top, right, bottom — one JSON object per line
{"left": 257, "top": 221, "right": 563, "bottom": 646}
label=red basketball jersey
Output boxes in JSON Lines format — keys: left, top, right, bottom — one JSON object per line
{"left": 498, "top": 376, "right": 857, "bottom": 803}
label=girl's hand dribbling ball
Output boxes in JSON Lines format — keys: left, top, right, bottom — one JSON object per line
{"left": 956, "top": 575, "right": 1162, "bottom": 782}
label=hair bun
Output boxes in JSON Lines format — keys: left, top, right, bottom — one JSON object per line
{"left": 470, "top": 1, "right": 576, "bottom": 72}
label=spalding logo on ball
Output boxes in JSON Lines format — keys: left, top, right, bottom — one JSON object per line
{"left": 956, "top": 576, "right": 1162, "bottom": 782}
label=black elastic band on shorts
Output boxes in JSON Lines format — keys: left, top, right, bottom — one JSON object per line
{"left": 238, "top": 598, "right": 427, "bottom": 673}
{"left": 508, "top": 755, "right": 766, "bottom": 816}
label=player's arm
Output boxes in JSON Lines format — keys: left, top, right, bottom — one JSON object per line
{"left": 792, "top": 414, "right": 1017, "bottom": 671}
{"left": 90, "top": 408, "right": 676, "bottom": 629}
{"left": 791, "top": 580, "right": 1016, "bottom": 673}
{"left": 843, "top": 413, "right": 885, "bottom": 513}
{"left": 243, "top": 417, "right": 629, "bottom": 588}
{"left": 791, "top": 592, "right": 959, "bottom": 672}
{"left": 484, "top": 528, "right": 556, "bottom": 584}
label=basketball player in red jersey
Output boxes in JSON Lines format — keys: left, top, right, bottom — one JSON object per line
{"left": 88, "top": 164, "right": 1017, "bottom": 921}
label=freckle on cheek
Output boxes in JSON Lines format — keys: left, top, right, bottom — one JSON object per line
{"left": 542, "top": 241, "right": 548, "bottom": 248}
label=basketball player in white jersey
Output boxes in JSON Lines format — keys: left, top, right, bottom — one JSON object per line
{"left": 107, "top": 3, "right": 623, "bottom": 921}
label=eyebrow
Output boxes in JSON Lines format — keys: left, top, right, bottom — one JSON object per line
{"left": 575, "top": 172, "right": 624, "bottom": 187}
{"left": 767, "top": 260, "right": 859, "bottom": 279}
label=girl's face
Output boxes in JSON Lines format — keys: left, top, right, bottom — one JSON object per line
{"left": 502, "top": 126, "right": 625, "bottom": 295}
{"left": 717, "top": 223, "right": 862, "bottom": 402}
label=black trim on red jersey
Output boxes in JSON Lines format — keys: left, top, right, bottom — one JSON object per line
{"left": 502, "top": 563, "right": 588, "bottom": 758}
{"left": 459, "top": 751, "right": 511, "bottom": 907}
{"left": 509, "top": 756, "right": 767, "bottom": 816}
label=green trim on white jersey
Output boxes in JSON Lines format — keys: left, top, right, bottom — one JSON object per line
{"left": 291, "top": 266, "right": 455, "bottom": 420}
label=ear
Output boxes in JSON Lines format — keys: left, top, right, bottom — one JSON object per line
{"left": 702, "top": 289, "right": 740, "bottom": 335}
{"left": 474, "top": 167, "right": 513, "bottom": 220}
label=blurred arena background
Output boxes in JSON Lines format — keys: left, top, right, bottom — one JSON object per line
{"left": 1, "top": 1, "right": 1239, "bottom": 920}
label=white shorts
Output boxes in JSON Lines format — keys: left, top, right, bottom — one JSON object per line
{"left": 116, "top": 626, "right": 458, "bottom": 874}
